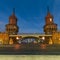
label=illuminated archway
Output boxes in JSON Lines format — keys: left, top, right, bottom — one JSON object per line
{"left": 18, "top": 36, "right": 39, "bottom": 44}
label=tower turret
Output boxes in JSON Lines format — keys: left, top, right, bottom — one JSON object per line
{"left": 45, "top": 7, "right": 54, "bottom": 25}
{"left": 44, "top": 7, "right": 57, "bottom": 34}
{"left": 9, "top": 8, "right": 17, "bottom": 25}
{"left": 5, "top": 8, "right": 19, "bottom": 35}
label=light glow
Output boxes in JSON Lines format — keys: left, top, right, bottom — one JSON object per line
{"left": 42, "top": 36, "right": 45, "bottom": 40}
{"left": 50, "top": 18, "right": 52, "bottom": 22}
{"left": 16, "top": 37, "right": 19, "bottom": 40}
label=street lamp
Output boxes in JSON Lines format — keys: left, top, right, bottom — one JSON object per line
{"left": 42, "top": 36, "right": 45, "bottom": 40}
{"left": 16, "top": 36, "right": 19, "bottom": 40}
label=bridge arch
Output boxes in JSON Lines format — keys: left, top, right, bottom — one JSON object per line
{"left": 18, "top": 36, "right": 39, "bottom": 44}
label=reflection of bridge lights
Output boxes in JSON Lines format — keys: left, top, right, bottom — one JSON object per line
{"left": 14, "top": 44, "right": 20, "bottom": 50}
{"left": 40, "top": 44, "right": 46, "bottom": 49}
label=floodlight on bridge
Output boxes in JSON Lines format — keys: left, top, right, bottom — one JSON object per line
{"left": 42, "top": 36, "right": 45, "bottom": 40}
{"left": 16, "top": 36, "right": 19, "bottom": 40}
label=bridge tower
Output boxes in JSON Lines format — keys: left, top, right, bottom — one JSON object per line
{"left": 5, "top": 8, "right": 19, "bottom": 35}
{"left": 5, "top": 8, "right": 19, "bottom": 44}
{"left": 43, "top": 7, "right": 57, "bottom": 44}
{"left": 44, "top": 7, "right": 57, "bottom": 34}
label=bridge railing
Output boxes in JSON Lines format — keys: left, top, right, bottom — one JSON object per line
{"left": 9, "top": 33, "right": 52, "bottom": 37}
{"left": 18, "top": 33, "right": 45, "bottom": 35}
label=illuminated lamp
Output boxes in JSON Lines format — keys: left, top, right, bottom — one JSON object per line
{"left": 42, "top": 36, "right": 45, "bottom": 40}
{"left": 16, "top": 36, "right": 22, "bottom": 40}
{"left": 16, "top": 36, "right": 19, "bottom": 40}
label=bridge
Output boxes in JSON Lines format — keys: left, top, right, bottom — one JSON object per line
{"left": 9, "top": 33, "right": 52, "bottom": 44}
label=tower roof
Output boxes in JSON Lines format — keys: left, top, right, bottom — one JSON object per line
{"left": 9, "top": 8, "right": 17, "bottom": 19}
{"left": 46, "top": 6, "right": 53, "bottom": 18}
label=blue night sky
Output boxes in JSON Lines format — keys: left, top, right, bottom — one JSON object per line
{"left": 0, "top": 0, "right": 60, "bottom": 33}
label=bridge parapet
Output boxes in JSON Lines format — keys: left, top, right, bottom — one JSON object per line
{"left": 9, "top": 33, "right": 52, "bottom": 38}
{"left": 9, "top": 33, "right": 52, "bottom": 44}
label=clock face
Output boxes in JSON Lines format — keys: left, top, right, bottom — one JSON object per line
{"left": 50, "top": 18, "right": 52, "bottom": 22}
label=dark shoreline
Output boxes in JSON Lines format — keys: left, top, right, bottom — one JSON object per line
{"left": 0, "top": 44, "right": 59, "bottom": 55}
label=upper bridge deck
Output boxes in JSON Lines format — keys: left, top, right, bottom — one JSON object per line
{"left": 9, "top": 33, "right": 52, "bottom": 37}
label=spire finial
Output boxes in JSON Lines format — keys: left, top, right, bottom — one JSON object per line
{"left": 12, "top": 8, "right": 15, "bottom": 15}
{"left": 47, "top": 6, "right": 49, "bottom": 13}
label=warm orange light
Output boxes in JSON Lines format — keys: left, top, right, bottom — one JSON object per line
{"left": 50, "top": 18, "right": 52, "bottom": 22}
{"left": 0, "top": 39, "right": 3, "bottom": 44}
{"left": 9, "top": 38, "right": 13, "bottom": 44}
{"left": 42, "top": 36, "right": 45, "bottom": 40}
{"left": 14, "top": 44, "right": 20, "bottom": 50}
{"left": 49, "top": 38, "right": 53, "bottom": 45}
{"left": 16, "top": 37, "right": 19, "bottom": 40}
{"left": 40, "top": 44, "right": 46, "bottom": 49}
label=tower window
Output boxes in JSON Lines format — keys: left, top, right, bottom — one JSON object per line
{"left": 50, "top": 18, "right": 52, "bottom": 22}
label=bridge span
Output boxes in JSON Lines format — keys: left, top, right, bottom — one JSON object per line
{"left": 9, "top": 33, "right": 52, "bottom": 38}
{"left": 9, "top": 33, "right": 52, "bottom": 44}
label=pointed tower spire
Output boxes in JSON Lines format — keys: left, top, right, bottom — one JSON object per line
{"left": 12, "top": 8, "right": 15, "bottom": 15}
{"left": 44, "top": 6, "right": 57, "bottom": 35}
{"left": 9, "top": 8, "right": 17, "bottom": 19}
{"left": 46, "top": 6, "right": 52, "bottom": 17}
{"left": 47, "top": 6, "right": 50, "bottom": 15}
{"left": 47, "top": 6, "right": 50, "bottom": 13}
{"left": 6, "top": 8, "right": 19, "bottom": 35}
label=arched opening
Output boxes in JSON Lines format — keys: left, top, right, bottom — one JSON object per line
{"left": 18, "top": 36, "right": 39, "bottom": 44}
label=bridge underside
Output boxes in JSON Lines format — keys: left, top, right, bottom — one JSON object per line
{"left": 18, "top": 36, "right": 39, "bottom": 44}
{"left": 9, "top": 34, "right": 52, "bottom": 44}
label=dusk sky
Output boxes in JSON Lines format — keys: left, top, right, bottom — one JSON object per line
{"left": 0, "top": 0, "right": 60, "bottom": 33}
